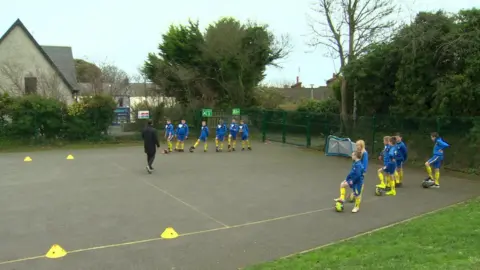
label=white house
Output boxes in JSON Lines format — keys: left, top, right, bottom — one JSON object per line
{"left": 78, "top": 82, "right": 175, "bottom": 123}
{"left": 78, "top": 82, "right": 175, "bottom": 108}
{"left": 0, "top": 19, "right": 79, "bottom": 104}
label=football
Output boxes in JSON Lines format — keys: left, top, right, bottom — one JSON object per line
{"left": 375, "top": 187, "right": 385, "bottom": 196}
{"left": 335, "top": 201, "right": 344, "bottom": 212}
{"left": 422, "top": 179, "right": 434, "bottom": 188}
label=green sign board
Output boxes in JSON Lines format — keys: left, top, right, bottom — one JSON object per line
{"left": 232, "top": 108, "right": 241, "bottom": 115}
{"left": 202, "top": 108, "right": 213, "bottom": 117}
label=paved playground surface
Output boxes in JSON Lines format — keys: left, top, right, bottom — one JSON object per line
{"left": 0, "top": 142, "right": 479, "bottom": 270}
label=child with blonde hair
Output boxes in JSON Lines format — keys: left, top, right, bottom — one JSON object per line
{"left": 335, "top": 151, "right": 365, "bottom": 213}
{"left": 348, "top": 140, "right": 368, "bottom": 202}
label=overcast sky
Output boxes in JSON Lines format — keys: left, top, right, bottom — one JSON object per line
{"left": 1, "top": 0, "right": 476, "bottom": 86}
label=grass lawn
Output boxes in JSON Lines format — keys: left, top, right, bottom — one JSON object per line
{"left": 246, "top": 197, "right": 480, "bottom": 270}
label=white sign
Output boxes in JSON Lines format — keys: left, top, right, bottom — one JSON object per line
{"left": 138, "top": 110, "right": 150, "bottom": 119}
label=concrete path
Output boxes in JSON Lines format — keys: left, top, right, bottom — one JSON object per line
{"left": 0, "top": 142, "right": 478, "bottom": 270}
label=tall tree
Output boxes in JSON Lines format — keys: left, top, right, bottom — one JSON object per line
{"left": 99, "top": 62, "right": 131, "bottom": 96}
{"left": 343, "top": 9, "right": 480, "bottom": 118}
{"left": 75, "top": 59, "right": 102, "bottom": 91}
{"left": 203, "top": 18, "right": 290, "bottom": 107}
{"left": 307, "top": 0, "right": 397, "bottom": 119}
{"left": 75, "top": 59, "right": 131, "bottom": 96}
{"left": 143, "top": 17, "right": 290, "bottom": 108}
{"left": 343, "top": 42, "right": 400, "bottom": 115}
{"left": 143, "top": 20, "right": 206, "bottom": 105}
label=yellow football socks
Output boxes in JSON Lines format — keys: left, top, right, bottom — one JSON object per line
{"left": 435, "top": 170, "right": 440, "bottom": 185}
{"left": 387, "top": 176, "right": 396, "bottom": 195}
{"left": 378, "top": 171, "right": 385, "bottom": 186}
{"left": 242, "top": 140, "right": 251, "bottom": 148}
{"left": 426, "top": 165, "right": 433, "bottom": 179}
{"left": 355, "top": 196, "right": 361, "bottom": 208}
{"left": 340, "top": 187, "right": 346, "bottom": 201}
{"left": 394, "top": 171, "right": 400, "bottom": 184}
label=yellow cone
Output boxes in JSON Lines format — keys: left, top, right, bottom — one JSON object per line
{"left": 24, "top": 156, "right": 32, "bottom": 162}
{"left": 45, "top": 244, "right": 67, "bottom": 259}
{"left": 66, "top": 155, "right": 74, "bottom": 160}
{"left": 161, "top": 227, "right": 179, "bottom": 239}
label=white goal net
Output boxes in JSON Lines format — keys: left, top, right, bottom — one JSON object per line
{"left": 325, "top": 135, "right": 356, "bottom": 157}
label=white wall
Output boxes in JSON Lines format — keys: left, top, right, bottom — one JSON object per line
{"left": 129, "top": 96, "right": 176, "bottom": 108}
{"left": 0, "top": 25, "right": 74, "bottom": 104}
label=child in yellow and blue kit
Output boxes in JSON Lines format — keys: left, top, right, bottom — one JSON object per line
{"left": 348, "top": 140, "right": 368, "bottom": 202}
{"left": 175, "top": 119, "right": 189, "bottom": 152}
{"left": 215, "top": 120, "right": 227, "bottom": 152}
{"left": 239, "top": 119, "right": 252, "bottom": 151}
{"left": 189, "top": 121, "right": 209, "bottom": 152}
{"left": 335, "top": 151, "right": 365, "bottom": 213}
{"left": 424, "top": 132, "right": 450, "bottom": 188}
{"left": 164, "top": 119, "right": 174, "bottom": 153}
{"left": 394, "top": 133, "right": 408, "bottom": 187}
{"left": 377, "top": 136, "right": 391, "bottom": 189}
{"left": 382, "top": 136, "right": 398, "bottom": 196}
{"left": 228, "top": 118, "right": 239, "bottom": 152}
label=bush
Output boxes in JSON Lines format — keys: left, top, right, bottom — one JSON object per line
{"left": 0, "top": 93, "right": 117, "bottom": 142}
{"left": 8, "top": 95, "right": 66, "bottom": 139}
{"left": 297, "top": 97, "right": 340, "bottom": 114}
{"left": 63, "top": 95, "right": 117, "bottom": 140}
{"left": 253, "top": 87, "right": 286, "bottom": 109}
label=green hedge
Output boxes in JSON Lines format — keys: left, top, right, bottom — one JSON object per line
{"left": 0, "top": 93, "right": 116, "bottom": 143}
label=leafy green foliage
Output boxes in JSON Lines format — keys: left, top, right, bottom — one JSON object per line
{"left": 143, "top": 17, "right": 289, "bottom": 108}
{"left": 75, "top": 59, "right": 102, "bottom": 85}
{"left": 341, "top": 8, "right": 480, "bottom": 169}
{"left": 253, "top": 87, "right": 286, "bottom": 109}
{"left": 297, "top": 98, "right": 340, "bottom": 114}
{"left": 0, "top": 94, "right": 116, "bottom": 142}
{"left": 345, "top": 9, "right": 480, "bottom": 118}
{"left": 8, "top": 95, "right": 66, "bottom": 139}
{"left": 63, "top": 95, "right": 117, "bottom": 140}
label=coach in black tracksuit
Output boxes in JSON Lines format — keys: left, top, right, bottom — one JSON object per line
{"left": 142, "top": 120, "right": 160, "bottom": 173}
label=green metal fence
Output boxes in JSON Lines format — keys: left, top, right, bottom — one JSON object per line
{"left": 196, "top": 108, "right": 480, "bottom": 174}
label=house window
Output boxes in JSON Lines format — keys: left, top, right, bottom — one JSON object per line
{"left": 24, "top": 77, "right": 37, "bottom": 94}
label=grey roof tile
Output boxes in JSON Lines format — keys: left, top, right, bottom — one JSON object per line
{"left": 41, "top": 46, "right": 79, "bottom": 90}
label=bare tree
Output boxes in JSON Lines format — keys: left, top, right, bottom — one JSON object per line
{"left": 35, "top": 68, "right": 65, "bottom": 101}
{"left": 0, "top": 61, "right": 67, "bottom": 102}
{"left": 0, "top": 62, "right": 24, "bottom": 94}
{"left": 307, "top": 0, "right": 398, "bottom": 119}
{"left": 98, "top": 62, "right": 130, "bottom": 96}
